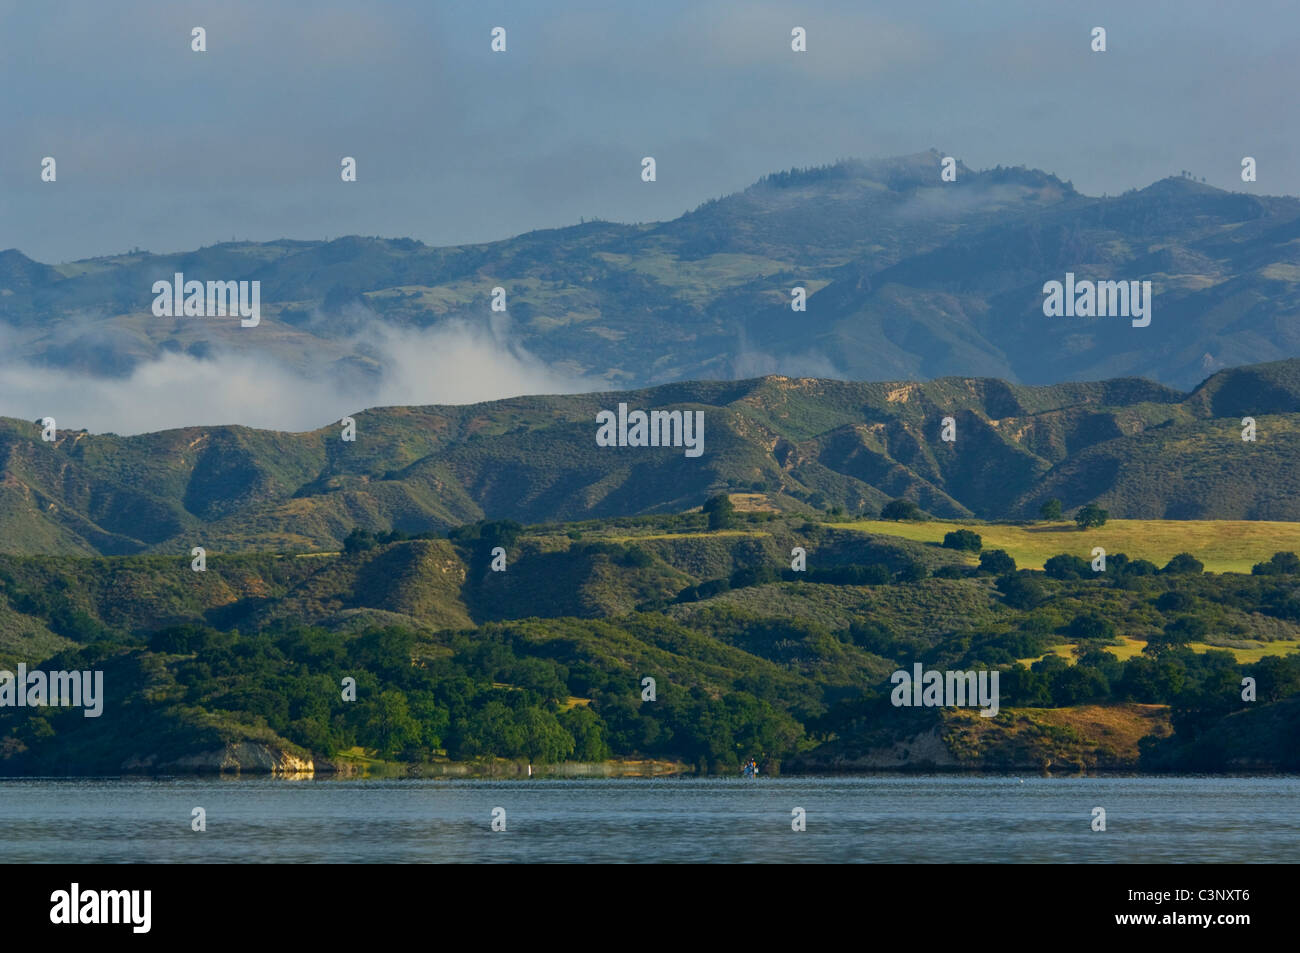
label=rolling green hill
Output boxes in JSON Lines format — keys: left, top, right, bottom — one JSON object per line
{"left": 1, "top": 509, "right": 1299, "bottom": 775}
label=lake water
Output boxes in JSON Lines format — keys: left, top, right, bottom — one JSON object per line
{"left": 1, "top": 775, "right": 1296, "bottom": 863}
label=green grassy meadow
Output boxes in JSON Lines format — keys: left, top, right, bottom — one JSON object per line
{"left": 842, "top": 518, "right": 1300, "bottom": 574}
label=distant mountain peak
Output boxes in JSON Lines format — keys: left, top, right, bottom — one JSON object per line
{"left": 1138, "top": 175, "right": 1223, "bottom": 196}
{"left": 0, "top": 248, "right": 64, "bottom": 293}
{"left": 1, "top": 155, "right": 1297, "bottom": 411}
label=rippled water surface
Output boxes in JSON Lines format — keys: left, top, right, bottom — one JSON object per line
{"left": 1, "top": 775, "right": 1296, "bottom": 863}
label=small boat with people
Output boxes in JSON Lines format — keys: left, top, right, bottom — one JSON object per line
{"left": 741, "top": 757, "right": 759, "bottom": 778}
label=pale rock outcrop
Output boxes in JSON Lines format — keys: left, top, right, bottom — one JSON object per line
{"left": 123, "top": 743, "right": 314, "bottom": 776}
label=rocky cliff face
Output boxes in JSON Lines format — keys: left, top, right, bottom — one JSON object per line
{"left": 122, "top": 743, "right": 314, "bottom": 776}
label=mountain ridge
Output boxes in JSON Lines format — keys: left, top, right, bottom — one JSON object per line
{"left": 3, "top": 358, "right": 1300, "bottom": 555}
{"left": 3, "top": 152, "right": 1297, "bottom": 403}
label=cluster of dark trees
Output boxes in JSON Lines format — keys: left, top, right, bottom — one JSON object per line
{"left": 1039, "top": 550, "right": 1203, "bottom": 580}
{"left": 343, "top": 520, "right": 526, "bottom": 556}
{"left": 942, "top": 529, "right": 982, "bottom": 552}
{"left": 878, "top": 496, "right": 1108, "bottom": 530}
{"left": 837, "top": 613, "right": 1300, "bottom": 729}
{"left": 674, "top": 557, "right": 944, "bottom": 602}
{"left": 10, "top": 622, "right": 799, "bottom": 774}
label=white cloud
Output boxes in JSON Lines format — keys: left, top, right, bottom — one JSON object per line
{"left": 0, "top": 313, "right": 598, "bottom": 434}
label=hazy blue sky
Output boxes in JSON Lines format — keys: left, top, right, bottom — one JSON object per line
{"left": 2, "top": 0, "right": 1297, "bottom": 263}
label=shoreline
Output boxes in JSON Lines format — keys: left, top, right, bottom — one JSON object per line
{"left": 4, "top": 766, "right": 1299, "bottom": 780}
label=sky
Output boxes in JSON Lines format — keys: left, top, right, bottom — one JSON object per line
{"left": 2, "top": 0, "right": 1298, "bottom": 264}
